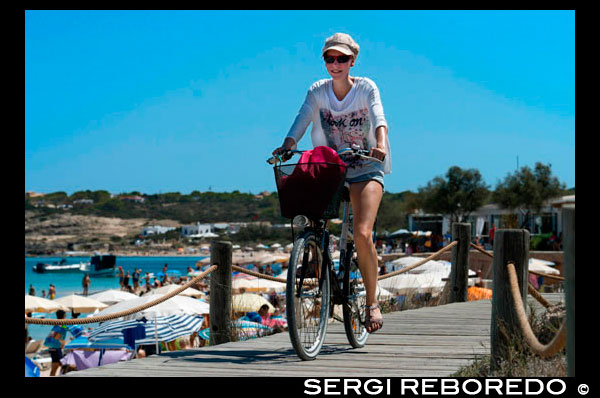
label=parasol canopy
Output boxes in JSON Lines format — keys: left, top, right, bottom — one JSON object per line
{"left": 232, "top": 293, "right": 275, "bottom": 313}
{"left": 53, "top": 294, "right": 108, "bottom": 313}
{"left": 87, "top": 289, "right": 139, "bottom": 305}
{"left": 95, "top": 293, "right": 210, "bottom": 319}
{"left": 25, "top": 295, "right": 68, "bottom": 314}
{"left": 88, "top": 313, "right": 204, "bottom": 345}
{"left": 144, "top": 284, "right": 205, "bottom": 298}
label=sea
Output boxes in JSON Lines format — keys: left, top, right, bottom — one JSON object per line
{"left": 25, "top": 255, "right": 208, "bottom": 342}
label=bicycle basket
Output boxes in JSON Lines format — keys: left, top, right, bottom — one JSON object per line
{"left": 274, "top": 162, "right": 347, "bottom": 220}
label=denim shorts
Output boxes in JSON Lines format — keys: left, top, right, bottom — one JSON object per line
{"left": 345, "top": 170, "right": 385, "bottom": 191}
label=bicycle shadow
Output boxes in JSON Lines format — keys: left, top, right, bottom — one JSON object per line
{"left": 158, "top": 344, "right": 363, "bottom": 365}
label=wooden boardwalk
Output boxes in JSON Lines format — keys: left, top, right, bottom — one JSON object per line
{"left": 64, "top": 293, "right": 563, "bottom": 377}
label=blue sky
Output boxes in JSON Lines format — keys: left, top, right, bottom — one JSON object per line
{"left": 25, "top": 10, "right": 575, "bottom": 195}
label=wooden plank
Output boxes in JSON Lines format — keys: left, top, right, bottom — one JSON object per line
{"left": 64, "top": 293, "right": 562, "bottom": 378}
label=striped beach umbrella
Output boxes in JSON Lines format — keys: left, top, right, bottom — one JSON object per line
{"left": 88, "top": 313, "right": 204, "bottom": 344}
{"left": 65, "top": 336, "right": 131, "bottom": 350}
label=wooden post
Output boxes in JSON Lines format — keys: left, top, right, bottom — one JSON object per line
{"left": 209, "top": 241, "right": 232, "bottom": 346}
{"left": 490, "top": 229, "right": 530, "bottom": 367}
{"left": 563, "top": 205, "right": 575, "bottom": 376}
{"left": 449, "top": 223, "right": 471, "bottom": 303}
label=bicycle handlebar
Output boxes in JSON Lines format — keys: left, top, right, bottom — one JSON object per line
{"left": 267, "top": 146, "right": 383, "bottom": 165}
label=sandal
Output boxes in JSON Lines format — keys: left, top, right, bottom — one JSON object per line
{"left": 364, "top": 303, "right": 383, "bottom": 334}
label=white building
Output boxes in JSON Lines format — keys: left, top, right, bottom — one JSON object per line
{"left": 181, "top": 222, "right": 213, "bottom": 238}
{"left": 142, "top": 225, "right": 176, "bottom": 236}
{"left": 408, "top": 194, "right": 575, "bottom": 238}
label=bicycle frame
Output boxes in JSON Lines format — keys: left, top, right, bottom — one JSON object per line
{"left": 296, "top": 192, "right": 356, "bottom": 312}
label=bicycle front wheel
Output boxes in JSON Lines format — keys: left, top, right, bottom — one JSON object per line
{"left": 286, "top": 230, "right": 330, "bottom": 360}
{"left": 343, "top": 253, "right": 368, "bottom": 348}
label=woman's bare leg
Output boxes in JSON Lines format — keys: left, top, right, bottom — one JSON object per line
{"left": 349, "top": 180, "right": 383, "bottom": 332}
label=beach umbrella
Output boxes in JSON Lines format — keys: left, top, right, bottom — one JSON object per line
{"left": 378, "top": 272, "right": 449, "bottom": 295}
{"left": 144, "top": 284, "right": 205, "bottom": 298}
{"left": 198, "top": 328, "right": 210, "bottom": 340}
{"left": 232, "top": 319, "right": 273, "bottom": 340}
{"left": 25, "top": 295, "right": 68, "bottom": 313}
{"left": 529, "top": 258, "right": 560, "bottom": 275}
{"left": 388, "top": 256, "right": 450, "bottom": 274}
{"left": 232, "top": 276, "right": 285, "bottom": 293}
{"left": 65, "top": 336, "right": 131, "bottom": 350}
{"left": 87, "top": 289, "right": 139, "bottom": 305}
{"left": 271, "top": 243, "right": 282, "bottom": 249}
{"left": 232, "top": 293, "right": 275, "bottom": 313}
{"left": 54, "top": 294, "right": 109, "bottom": 313}
{"left": 389, "top": 228, "right": 411, "bottom": 238}
{"left": 95, "top": 294, "right": 210, "bottom": 319}
{"left": 88, "top": 313, "right": 204, "bottom": 345}
{"left": 259, "top": 254, "right": 289, "bottom": 265}
{"left": 155, "top": 270, "right": 181, "bottom": 279}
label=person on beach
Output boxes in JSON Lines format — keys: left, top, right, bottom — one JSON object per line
{"left": 272, "top": 33, "right": 390, "bottom": 333}
{"left": 43, "top": 310, "right": 73, "bottom": 376}
{"left": 144, "top": 272, "right": 152, "bottom": 293}
{"left": 117, "top": 266, "right": 124, "bottom": 288}
{"left": 82, "top": 274, "right": 90, "bottom": 296}
{"left": 29, "top": 284, "right": 35, "bottom": 296}
{"left": 48, "top": 284, "right": 56, "bottom": 300}
{"left": 132, "top": 268, "right": 141, "bottom": 292}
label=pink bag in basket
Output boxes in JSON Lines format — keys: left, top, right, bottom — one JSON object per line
{"left": 277, "top": 146, "right": 347, "bottom": 219}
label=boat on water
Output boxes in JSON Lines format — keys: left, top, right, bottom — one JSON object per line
{"left": 79, "top": 254, "right": 117, "bottom": 277}
{"left": 33, "top": 258, "right": 89, "bottom": 274}
{"left": 33, "top": 255, "right": 117, "bottom": 277}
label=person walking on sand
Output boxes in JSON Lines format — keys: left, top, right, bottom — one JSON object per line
{"left": 272, "top": 33, "right": 390, "bottom": 333}
{"left": 82, "top": 274, "right": 91, "bottom": 296}
{"left": 28, "top": 284, "right": 36, "bottom": 296}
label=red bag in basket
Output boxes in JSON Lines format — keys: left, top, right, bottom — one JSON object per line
{"left": 277, "top": 146, "right": 347, "bottom": 219}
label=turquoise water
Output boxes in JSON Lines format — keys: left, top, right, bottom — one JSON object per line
{"left": 25, "top": 255, "right": 207, "bottom": 342}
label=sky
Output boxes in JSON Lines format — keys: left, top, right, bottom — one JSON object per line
{"left": 25, "top": 10, "right": 575, "bottom": 196}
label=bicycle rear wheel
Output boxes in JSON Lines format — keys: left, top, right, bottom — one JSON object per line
{"left": 286, "top": 230, "right": 330, "bottom": 360}
{"left": 342, "top": 251, "right": 368, "bottom": 348}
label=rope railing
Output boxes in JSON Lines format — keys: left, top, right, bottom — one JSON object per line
{"left": 469, "top": 242, "right": 494, "bottom": 258}
{"left": 24, "top": 265, "right": 218, "bottom": 326}
{"left": 232, "top": 265, "right": 286, "bottom": 283}
{"left": 506, "top": 261, "right": 566, "bottom": 358}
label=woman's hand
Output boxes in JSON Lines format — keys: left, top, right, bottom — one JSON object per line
{"left": 369, "top": 146, "right": 387, "bottom": 161}
{"left": 272, "top": 137, "right": 296, "bottom": 156}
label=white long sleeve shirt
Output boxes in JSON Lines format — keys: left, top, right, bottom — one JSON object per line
{"left": 285, "top": 77, "right": 391, "bottom": 179}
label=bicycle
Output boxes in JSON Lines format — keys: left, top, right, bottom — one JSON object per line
{"left": 267, "top": 146, "right": 382, "bottom": 360}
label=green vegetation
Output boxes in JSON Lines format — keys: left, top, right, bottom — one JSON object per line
{"left": 25, "top": 163, "right": 572, "bottom": 239}
{"left": 452, "top": 304, "right": 566, "bottom": 377}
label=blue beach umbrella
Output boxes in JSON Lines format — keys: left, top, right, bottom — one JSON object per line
{"left": 65, "top": 336, "right": 131, "bottom": 350}
{"left": 198, "top": 328, "right": 210, "bottom": 340}
{"left": 88, "top": 314, "right": 204, "bottom": 345}
{"left": 155, "top": 270, "right": 181, "bottom": 279}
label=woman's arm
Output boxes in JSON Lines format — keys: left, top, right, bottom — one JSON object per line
{"left": 273, "top": 88, "right": 316, "bottom": 155}
{"left": 370, "top": 125, "right": 388, "bottom": 161}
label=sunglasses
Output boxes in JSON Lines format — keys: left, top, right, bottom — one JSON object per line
{"left": 324, "top": 54, "right": 351, "bottom": 64}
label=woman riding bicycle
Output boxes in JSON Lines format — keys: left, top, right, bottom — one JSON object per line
{"left": 272, "top": 32, "right": 391, "bottom": 334}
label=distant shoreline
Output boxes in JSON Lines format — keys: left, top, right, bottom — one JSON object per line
{"left": 25, "top": 251, "right": 209, "bottom": 258}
